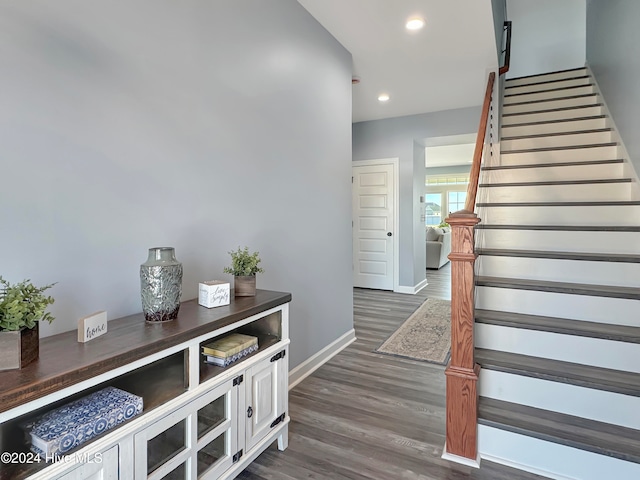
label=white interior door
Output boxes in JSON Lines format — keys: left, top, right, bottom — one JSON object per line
{"left": 352, "top": 163, "right": 395, "bottom": 290}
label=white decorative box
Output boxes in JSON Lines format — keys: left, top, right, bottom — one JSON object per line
{"left": 23, "top": 386, "right": 143, "bottom": 458}
{"left": 199, "top": 281, "right": 230, "bottom": 308}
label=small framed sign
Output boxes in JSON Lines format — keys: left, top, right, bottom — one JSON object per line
{"left": 78, "top": 311, "right": 108, "bottom": 343}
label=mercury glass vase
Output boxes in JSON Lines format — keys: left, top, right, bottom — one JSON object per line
{"left": 140, "top": 247, "right": 183, "bottom": 322}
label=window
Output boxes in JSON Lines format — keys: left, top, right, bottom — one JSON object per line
{"left": 448, "top": 191, "right": 467, "bottom": 215}
{"left": 426, "top": 175, "right": 470, "bottom": 186}
{"left": 425, "top": 193, "right": 442, "bottom": 226}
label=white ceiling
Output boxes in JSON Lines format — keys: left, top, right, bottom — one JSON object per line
{"left": 298, "top": 0, "right": 498, "bottom": 123}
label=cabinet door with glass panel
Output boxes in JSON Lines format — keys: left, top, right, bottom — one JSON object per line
{"left": 134, "top": 379, "right": 238, "bottom": 480}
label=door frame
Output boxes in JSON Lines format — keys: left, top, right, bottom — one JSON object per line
{"left": 352, "top": 158, "right": 400, "bottom": 292}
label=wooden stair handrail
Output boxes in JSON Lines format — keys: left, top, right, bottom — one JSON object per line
{"left": 499, "top": 21, "right": 512, "bottom": 76}
{"left": 443, "top": 19, "right": 512, "bottom": 464}
{"left": 464, "top": 71, "right": 495, "bottom": 213}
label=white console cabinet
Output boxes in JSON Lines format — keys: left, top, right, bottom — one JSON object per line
{"left": 0, "top": 290, "right": 291, "bottom": 480}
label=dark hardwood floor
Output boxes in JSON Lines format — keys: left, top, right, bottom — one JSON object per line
{"left": 237, "top": 264, "right": 548, "bottom": 480}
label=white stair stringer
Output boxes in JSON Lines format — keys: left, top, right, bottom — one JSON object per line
{"left": 475, "top": 67, "right": 640, "bottom": 479}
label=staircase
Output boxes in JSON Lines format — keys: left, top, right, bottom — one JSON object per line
{"left": 474, "top": 67, "right": 640, "bottom": 480}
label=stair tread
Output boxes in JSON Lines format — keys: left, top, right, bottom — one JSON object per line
{"left": 476, "top": 248, "right": 640, "bottom": 263}
{"left": 474, "top": 310, "right": 640, "bottom": 343}
{"left": 476, "top": 348, "right": 640, "bottom": 396}
{"left": 505, "top": 67, "right": 587, "bottom": 83}
{"left": 504, "top": 93, "right": 597, "bottom": 107}
{"left": 503, "top": 103, "right": 603, "bottom": 118}
{"left": 505, "top": 84, "right": 593, "bottom": 98}
{"left": 502, "top": 142, "right": 617, "bottom": 154}
{"left": 501, "top": 128, "right": 612, "bottom": 141}
{"left": 478, "top": 397, "right": 640, "bottom": 464}
{"left": 475, "top": 224, "right": 640, "bottom": 232}
{"left": 479, "top": 178, "right": 631, "bottom": 187}
{"left": 481, "top": 159, "right": 624, "bottom": 171}
{"left": 505, "top": 74, "right": 591, "bottom": 90}
{"left": 475, "top": 276, "right": 640, "bottom": 300}
{"left": 501, "top": 115, "right": 607, "bottom": 128}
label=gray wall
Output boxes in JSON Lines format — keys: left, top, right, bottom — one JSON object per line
{"left": 0, "top": 0, "right": 354, "bottom": 370}
{"left": 587, "top": 0, "right": 640, "bottom": 175}
{"left": 491, "top": 0, "right": 508, "bottom": 58}
{"left": 506, "top": 0, "right": 586, "bottom": 78}
{"left": 352, "top": 107, "right": 480, "bottom": 287}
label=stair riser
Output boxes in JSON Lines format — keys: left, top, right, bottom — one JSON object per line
{"left": 505, "top": 76, "right": 592, "bottom": 96}
{"left": 475, "top": 286, "right": 640, "bottom": 326}
{"left": 503, "top": 96, "right": 598, "bottom": 115}
{"left": 478, "top": 183, "right": 631, "bottom": 202}
{"left": 504, "top": 85, "right": 594, "bottom": 104}
{"left": 505, "top": 68, "right": 589, "bottom": 87}
{"left": 476, "top": 324, "right": 640, "bottom": 373}
{"left": 500, "top": 145, "right": 618, "bottom": 165}
{"left": 480, "top": 370, "right": 640, "bottom": 429}
{"left": 479, "top": 425, "right": 640, "bottom": 480}
{"left": 477, "top": 256, "right": 640, "bottom": 287}
{"left": 481, "top": 163, "right": 624, "bottom": 183}
{"left": 502, "top": 131, "right": 613, "bottom": 151}
{"left": 502, "top": 106, "right": 603, "bottom": 125}
{"left": 476, "top": 205, "right": 640, "bottom": 226}
{"left": 476, "top": 230, "right": 640, "bottom": 255}
{"left": 501, "top": 117, "right": 607, "bottom": 136}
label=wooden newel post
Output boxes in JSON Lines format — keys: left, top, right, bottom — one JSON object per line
{"left": 444, "top": 210, "right": 480, "bottom": 461}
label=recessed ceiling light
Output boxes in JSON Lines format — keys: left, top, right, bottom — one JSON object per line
{"left": 406, "top": 17, "right": 426, "bottom": 31}
{"left": 378, "top": 93, "right": 390, "bottom": 102}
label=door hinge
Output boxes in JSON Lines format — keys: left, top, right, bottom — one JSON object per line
{"left": 270, "top": 413, "right": 286, "bottom": 429}
{"left": 232, "top": 449, "right": 243, "bottom": 463}
{"left": 270, "top": 350, "right": 286, "bottom": 362}
{"left": 233, "top": 374, "right": 243, "bottom": 386}
{"left": 352, "top": 176, "right": 354, "bottom": 183}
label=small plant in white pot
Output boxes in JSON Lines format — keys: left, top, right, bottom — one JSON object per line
{"left": 0, "top": 276, "right": 56, "bottom": 370}
{"left": 223, "top": 247, "right": 264, "bottom": 297}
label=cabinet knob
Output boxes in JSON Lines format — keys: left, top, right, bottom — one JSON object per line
{"left": 247, "top": 406, "right": 253, "bottom": 418}
{"left": 387, "top": 232, "right": 392, "bottom": 237}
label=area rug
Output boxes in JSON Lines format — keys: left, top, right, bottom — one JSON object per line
{"left": 375, "top": 298, "right": 451, "bottom": 365}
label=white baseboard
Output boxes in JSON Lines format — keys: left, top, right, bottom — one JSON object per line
{"left": 395, "top": 278, "right": 428, "bottom": 295}
{"left": 441, "top": 441, "right": 481, "bottom": 468}
{"left": 288, "top": 329, "right": 356, "bottom": 390}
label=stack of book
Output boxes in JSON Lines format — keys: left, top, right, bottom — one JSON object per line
{"left": 202, "top": 333, "right": 258, "bottom": 367}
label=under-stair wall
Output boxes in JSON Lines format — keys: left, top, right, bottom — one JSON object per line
{"left": 474, "top": 67, "right": 640, "bottom": 480}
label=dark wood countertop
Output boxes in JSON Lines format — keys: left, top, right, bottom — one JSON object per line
{"left": 0, "top": 289, "right": 291, "bottom": 415}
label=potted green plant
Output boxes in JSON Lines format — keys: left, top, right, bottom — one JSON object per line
{"left": 0, "top": 276, "right": 55, "bottom": 371}
{"left": 223, "top": 247, "right": 264, "bottom": 297}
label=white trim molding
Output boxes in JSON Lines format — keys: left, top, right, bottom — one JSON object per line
{"left": 395, "top": 278, "right": 428, "bottom": 295}
{"left": 352, "top": 158, "right": 400, "bottom": 292}
{"left": 441, "top": 441, "right": 481, "bottom": 468}
{"left": 288, "top": 329, "right": 356, "bottom": 390}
